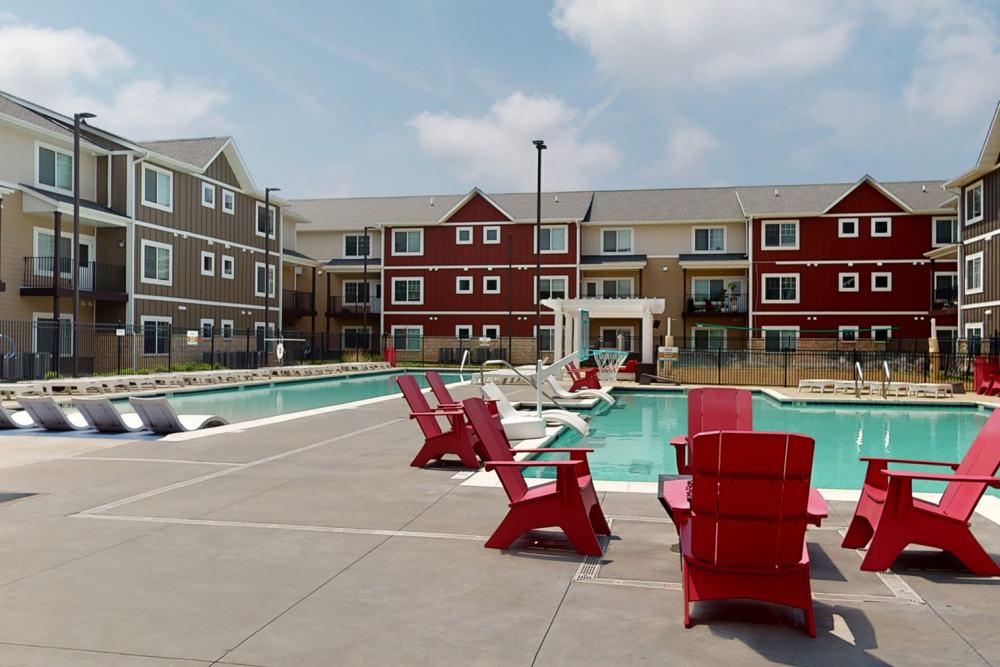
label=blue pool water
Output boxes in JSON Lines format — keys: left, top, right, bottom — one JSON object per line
{"left": 132, "top": 371, "right": 465, "bottom": 424}
{"left": 528, "top": 391, "right": 995, "bottom": 494}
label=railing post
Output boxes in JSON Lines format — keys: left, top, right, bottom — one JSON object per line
{"left": 117, "top": 331, "right": 122, "bottom": 375}
{"left": 717, "top": 346, "right": 722, "bottom": 384}
{"left": 210, "top": 330, "right": 216, "bottom": 367}
{"left": 167, "top": 325, "right": 173, "bottom": 371}
{"left": 783, "top": 348, "right": 789, "bottom": 387}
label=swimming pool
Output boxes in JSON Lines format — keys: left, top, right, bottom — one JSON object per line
{"left": 527, "top": 391, "right": 995, "bottom": 494}
{"left": 125, "top": 371, "right": 465, "bottom": 424}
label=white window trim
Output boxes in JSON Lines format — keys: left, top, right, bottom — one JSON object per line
{"left": 139, "top": 315, "right": 172, "bottom": 357}
{"left": 598, "top": 326, "right": 635, "bottom": 352}
{"left": 31, "top": 227, "right": 96, "bottom": 277}
{"left": 200, "top": 250, "right": 215, "bottom": 277}
{"left": 139, "top": 239, "right": 173, "bottom": 286}
{"left": 690, "top": 327, "right": 727, "bottom": 349}
{"left": 965, "top": 251, "right": 984, "bottom": 295}
{"left": 483, "top": 226, "right": 501, "bottom": 245}
{"left": 871, "top": 272, "right": 892, "bottom": 292}
{"left": 585, "top": 276, "right": 636, "bottom": 298}
{"left": 455, "top": 226, "right": 473, "bottom": 245}
{"left": 691, "top": 226, "right": 726, "bottom": 253}
{"left": 455, "top": 276, "right": 473, "bottom": 294}
{"left": 600, "top": 227, "right": 634, "bottom": 255}
{"left": 965, "top": 181, "right": 984, "bottom": 225}
{"left": 761, "top": 326, "right": 801, "bottom": 344}
{"left": 255, "top": 201, "right": 277, "bottom": 239}
{"left": 391, "top": 325, "right": 423, "bottom": 351}
{"left": 141, "top": 164, "right": 174, "bottom": 213}
{"left": 536, "top": 224, "right": 570, "bottom": 254}
{"left": 870, "top": 326, "right": 893, "bottom": 341}
{"left": 934, "top": 270, "right": 958, "bottom": 289}
{"left": 221, "top": 189, "right": 235, "bottom": 215}
{"left": 199, "top": 318, "right": 214, "bottom": 339}
{"left": 221, "top": 254, "right": 235, "bottom": 280}
{"left": 534, "top": 325, "right": 556, "bottom": 352}
{"left": 932, "top": 216, "right": 958, "bottom": 247}
{"left": 34, "top": 141, "right": 74, "bottom": 195}
{"left": 838, "top": 325, "right": 860, "bottom": 341}
{"left": 534, "top": 275, "right": 570, "bottom": 303}
{"left": 871, "top": 217, "right": 892, "bottom": 237}
{"left": 481, "top": 325, "right": 501, "bottom": 339}
{"left": 455, "top": 325, "right": 473, "bottom": 339}
{"left": 965, "top": 323, "right": 984, "bottom": 340}
{"left": 391, "top": 228, "right": 424, "bottom": 256}
{"left": 31, "top": 311, "right": 73, "bottom": 354}
{"left": 760, "top": 273, "right": 800, "bottom": 304}
{"left": 761, "top": 220, "right": 800, "bottom": 251}
{"left": 343, "top": 233, "right": 374, "bottom": 259}
{"left": 342, "top": 280, "right": 377, "bottom": 304}
{"left": 838, "top": 218, "right": 859, "bottom": 238}
{"left": 253, "top": 262, "right": 275, "bottom": 298}
{"left": 201, "top": 182, "right": 216, "bottom": 210}
{"left": 689, "top": 277, "right": 744, "bottom": 304}
{"left": 838, "top": 272, "right": 859, "bottom": 292}
{"left": 220, "top": 319, "right": 234, "bottom": 340}
{"left": 482, "top": 276, "right": 501, "bottom": 294}
{"left": 390, "top": 276, "right": 424, "bottom": 305}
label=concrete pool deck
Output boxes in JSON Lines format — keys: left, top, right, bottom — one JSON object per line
{"left": 0, "top": 382, "right": 997, "bottom": 665}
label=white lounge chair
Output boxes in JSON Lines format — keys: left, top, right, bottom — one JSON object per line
{"left": 482, "top": 383, "right": 589, "bottom": 436}
{"left": 0, "top": 383, "right": 43, "bottom": 400}
{"left": 0, "top": 403, "right": 35, "bottom": 429}
{"left": 129, "top": 397, "right": 228, "bottom": 434}
{"left": 797, "top": 379, "right": 835, "bottom": 393}
{"left": 908, "top": 383, "right": 953, "bottom": 398}
{"left": 544, "top": 376, "right": 615, "bottom": 406}
{"left": 17, "top": 396, "right": 91, "bottom": 431}
{"left": 73, "top": 397, "right": 146, "bottom": 433}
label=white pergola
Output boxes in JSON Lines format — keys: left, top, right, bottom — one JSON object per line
{"left": 541, "top": 298, "right": 666, "bottom": 364}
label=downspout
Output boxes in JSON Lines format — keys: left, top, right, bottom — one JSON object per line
{"left": 128, "top": 151, "right": 148, "bottom": 369}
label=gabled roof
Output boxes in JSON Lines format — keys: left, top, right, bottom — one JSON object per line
{"left": 735, "top": 180, "right": 951, "bottom": 216}
{"left": 437, "top": 187, "right": 515, "bottom": 222}
{"left": 139, "top": 137, "right": 230, "bottom": 170}
{"left": 0, "top": 90, "right": 129, "bottom": 152}
{"left": 945, "top": 101, "right": 1000, "bottom": 189}
{"left": 589, "top": 187, "right": 743, "bottom": 222}
{"left": 821, "top": 174, "right": 912, "bottom": 214}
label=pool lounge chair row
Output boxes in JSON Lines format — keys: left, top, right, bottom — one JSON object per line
{"left": 0, "top": 396, "right": 228, "bottom": 434}
{"left": 798, "top": 378, "right": 955, "bottom": 397}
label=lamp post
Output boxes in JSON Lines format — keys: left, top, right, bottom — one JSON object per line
{"left": 361, "top": 224, "right": 372, "bottom": 361}
{"left": 263, "top": 187, "right": 280, "bottom": 362}
{"left": 72, "top": 111, "right": 96, "bottom": 377}
{"left": 532, "top": 139, "right": 546, "bottom": 360}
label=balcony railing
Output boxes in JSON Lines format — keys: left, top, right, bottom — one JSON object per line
{"left": 685, "top": 293, "right": 748, "bottom": 315}
{"left": 282, "top": 289, "right": 315, "bottom": 315}
{"left": 582, "top": 291, "right": 636, "bottom": 299}
{"left": 327, "top": 296, "right": 382, "bottom": 316}
{"left": 22, "top": 257, "right": 126, "bottom": 295}
{"left": 932, "top": 286, "right": 958, "bottom": 310}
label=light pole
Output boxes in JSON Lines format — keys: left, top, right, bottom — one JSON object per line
{"left": 361, "top": 224, "right": 372, "bottom": 361}
{"left": 263, "top": 187, "right": 280, "bottom": 362}
{"left": 532, "top": 139, "right": 546, "bottom": 360}
{"left": 72, "top": 111, "right": 96, "bottom": 377}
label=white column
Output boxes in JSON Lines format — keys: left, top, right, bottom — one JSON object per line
{"left": 641, "top": 309, "right": 654, "bottom": 363}
{"left": 566, "top": 314, "right": 576, "bottom": 357}
{"left": 553, "top": 305, "right": 564, "bottom": 360}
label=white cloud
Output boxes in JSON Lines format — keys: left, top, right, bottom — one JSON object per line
{"left": 662, "top": 121, "right": 720, "bottom": 177}
{"left": 551, "top": 0, "right": 854, "bottom": 88}
{"left": 0, "top": 21, "right": 228, "bottom": 138}
{"left": 409, "top": 92, "right": 619, "bottom": 190}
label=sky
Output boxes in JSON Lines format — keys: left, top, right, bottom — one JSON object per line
{"left": 1, "top": 0, "right": 999, "bottom": 199}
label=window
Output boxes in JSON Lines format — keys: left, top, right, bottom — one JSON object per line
{"left": 343, "top": 326, "right": 371, "bottom": 349}
{"left": 455, "top": 325, "right": 472, "bottom": 340}
{"left": 966, "top": 323, "right": 984, "bottom": 351}
{"left": 36, "top": 144, "right": 73, "bottom": 192}
{"left": 584, "top": 278, "right": 633, "bottom": 298}
{"left": 838, "top": 272, "right": 859, "bottom": 292}
{"left": 761, "top": 274, "right": 799, "bottom": 303}
{"left": 483, "top": 276, "right": 500, "bottom": 294}
{"left": 254, "top": 262, "right": 275, "bottom": 298}
{"left": 691, "top": 278, "right": 741, "bottom": 306}
{"left": 221, "top": 319, "right": 234, "bottom": 340}
{"left": 839, "top": 326, "right": 859, "bottom": 342}
{"left": 200, "top": 318, "right": 214, "bottom": 339}
{"left": 871, "top": 217, "right": 892, "bottom": 237}
{"left": 761, "top": 220, "right": 799, "bottom": 250}
{"left": 141, "top": 165, "right": 173, "bottom": 212}
{"left": 392, "top": 229, "right": 423, "bottom": 255}
{"left": 871, "top": 272, "right": 892, "bottom": 291}
{"left": 456, "top": 276, "right": 473, "bottom": 294}
{"left": 392, "top": 326, "right": 422, "bottom": 351}
{"left": 965, "top": 251, "right": 984, "bottom": 295}
{"left": 537, "top": 326, "right": 555, "bottom": 352}
{"left": 965, "top": 181, "right": 983, "bottom": 224}
{"left": 455, "top": 227, "right": 473, "bottom": 245}
{"left": 838, "top": 218, "right": 858, "bottom": 238}
{"left": 344, "top": 234, "right": 372, "bottom": 258}
{"left": 693, "top": 227, "right": 725, "bottom": 252}
{"left": 221, "top": 255, "right": 235, "bottom": 280}
{"left": 391, "top": 277, "right": 423, "bottom": 304}
{"left": 33, "top": 228, "right": 92, "bottom": 278}
{"left": 537, "top": 276, "right": 568, "bottom": 301}
{"left": 255, "top": 202, "right": 276, "bottom": 238}
{"left": 200, "top": 251, "right": 215, "bottom": 277}
{"left": 482, "top": 325, "right": 500, "bottom": 339}
{"left": 763, "top": 327, "right": 798, "bottom": 351}
{"left": 32, "top": 313, "right": 72, "bottom": 355}
{"left": 140, "top": 240, "right": 172, "bottom": 286}
{"left": 254, "top": 322, "right": 275, "bottom": 353}
{"left": 602, "top": 228, "right": 633, "bottom": 254}
{"left": 539, "top": 225, "right": 568, "bottom": 253}
{"left": 933, "top": 217, "right": 958, "bottom": 246}
{"left": 343, "top": 281, "right": 372, "bottom": 305}
{"left": 871, "top": 326, "right": 892, "bottom": 342}
{"left": 934, "top": 272, "right": 958, "bottom": 305}
{"left": 483, "top": 226, "right": 501, "bottom": 244}
{"left": 692, "top": 327, "right": 726, "bottom": 350}
{"left": 600, "top": 327, "right": 634, "bottom": 351}
{"left": 141, "top": 316, "right": 171, "bottom": 356}
{"left": 201, "top": 182, "right": 216, "bottom": 209}
{"left": 221, "top": 189, "right": 235, "bottom": 215}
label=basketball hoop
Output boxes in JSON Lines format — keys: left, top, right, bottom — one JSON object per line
{"left": 591, "top": 348, "right": 629, "bottom": 382}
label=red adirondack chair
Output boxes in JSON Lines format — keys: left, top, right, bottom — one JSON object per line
{"left": 425, "top": 370, "right": 460, "bottom": 407}
{"left": 462, "top": 397, "right": 611, "bottom": 556}
{"left": 396, "top": 375, "right": 480, "bottom": 469}
{"left": 974, "top": 356, "right": 999, "bottom": 395}
{"left": 663, "top": 430, "right": 822, "bottom": 636}
{"left": 566, "top": 362, "right": 601, "bottom": 391}
{"left": 669, "top": 388, "right": 753, "bottom": 475}
{"left": 841, "top": 410, "right": 1000, "bottom": 575}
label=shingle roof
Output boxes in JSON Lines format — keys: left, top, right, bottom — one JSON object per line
{"left": 282, "top": 247, "right": 316, "bottom": 261}
{"left": 735, "top": 180, "right": 953, "bottom": 215}
{"left": 138, "top": 137, "right": 229, "bottom": 170}
{"left": 589, "top": 188, "right": 743, "bottom": 222}
{"left": 0, "top": 91, "right": 127, "bottom": 151}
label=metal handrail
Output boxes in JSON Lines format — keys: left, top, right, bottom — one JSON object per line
{"left": 458, "top": 349, "right": 470, "bottom": 382}
{"left": 882, "top": 361, "right": 891, "bottom": 399}
{"left": 854, "top": 362, "right": 864, "bottom": 399}
{"left": 478, "top": 359, "right": 571, "bottom": 411}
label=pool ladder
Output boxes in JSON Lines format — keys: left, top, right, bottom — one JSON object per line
{"left": 854, "top": 361, "right": 892, "bottom": 399}
{"left": 477, "top": 359, "right": 572, "bottom": 411}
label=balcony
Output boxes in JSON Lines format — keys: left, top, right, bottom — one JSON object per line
{"left": 20, "top": 257, "right": 127, "bottom": 301}
{"left": 685, "top": 293, "right": 748, "bottom": 315}
{"left": 931, "top": 286, "right": 958, "bottom": 313}
{"left": 282, "top": 289, "right": 316, "bottom": 317}
{"left": 327, "top": 296, "right": 382, "bottom": 316}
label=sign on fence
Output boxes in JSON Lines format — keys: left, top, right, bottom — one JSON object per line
{"left": 186, "top": 330, "right": 199, "bottom": 346}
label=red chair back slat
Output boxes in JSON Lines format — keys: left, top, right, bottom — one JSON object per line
{"left": 425, "top": 371, "right": 453, "bottom": 406}
{"left": 462, "top": 397, "right": 528, "bottom": 502}
{"left": 688, "top": 388, "right": 753, "bottom": 438}
{"left": 395, "top": 375, "right": 443, "bottom": 439}
{"left": 688, "top": 431, "right": 814, "bottom": 570}
{"left": 940, "top": 411, "right": 1000, "bottom": 520}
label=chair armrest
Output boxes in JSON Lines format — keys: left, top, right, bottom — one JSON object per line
{"left": 669, "top": 435, "right": 687, "bottom": 448}
{"left": 513, "top": 447, "right": 594, "bottom": 454}
{"left": 807, "top": 488, "right": 828, "bottom": 526}
{"left": 408, "top": 410, "right": 464, "bottom": 417}
{"left": 484, "top": 460, "right": 583, "bottom": 470}
{"left": 860, "top": 456, "right": 960, "bottom": 469}
{"left": 883, "top": 470, "right": 1000, "bottom": 487}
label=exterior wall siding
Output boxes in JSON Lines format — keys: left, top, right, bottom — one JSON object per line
{"left": 961, "top": 166, "right": 1000, "bottom": 337}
